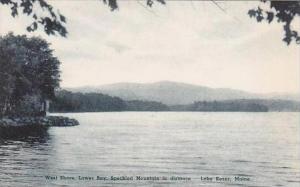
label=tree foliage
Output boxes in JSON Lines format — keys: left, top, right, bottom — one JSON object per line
{"left": 248, "top": 1, "right": 300, "bottom": 45}
{"left": 170, "top": 100, "right": 269, "bottom": 112}
{"left": 2, "top": 0, "right": 299, "bottom": 44}
{"left": 50, "top": 90, "right": 170, "bottom": 112}
{"left": 0, "top": 33, "right": 60, "bottom": 116}
{"left": 0, "top": 0, "right": 165, "bottom": 37}
{"left": 2, "top": 0, "right": 298, "bottom": 45}
{"left": 0, "top": 45, "right": 16, "bottom": 116}
{"left": 0, "top": 0, "right": 67, "bottom": 36}
{"left": 125, "top": 100, "right": 169, "bottom": 111}
{"left": 50, "top": 90, "right": 127, "bottom": 112}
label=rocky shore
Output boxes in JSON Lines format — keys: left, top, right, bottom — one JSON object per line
{"left": 0, "top": 116, "right": 79, "bottom": 138}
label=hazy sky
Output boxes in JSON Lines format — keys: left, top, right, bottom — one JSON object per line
{"left": 1, "top": 1, "right": 299, "bottom": 93}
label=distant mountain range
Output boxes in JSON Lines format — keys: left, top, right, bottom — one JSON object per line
{"left": 66, "top": 81, "right": 300, "bottom": 106}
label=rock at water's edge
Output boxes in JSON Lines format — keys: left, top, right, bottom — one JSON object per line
{"left": 0, "top": 116, "right": 79, "bottom": 128}
{"left": 0, "top": 116, "right": 79, "bottom": 138}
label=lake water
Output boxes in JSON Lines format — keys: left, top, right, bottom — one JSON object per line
{"left": 0, "top": 112, "right": 299, "bottom": 187}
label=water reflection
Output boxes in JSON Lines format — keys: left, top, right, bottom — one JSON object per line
{"left": 0, "top": 112, "right": 299, "bottom": 187}
{"left": 0, "top": 131, "right": 53, "bottom": 187}
{"left": 0, "top": 125, "right": 49, "bottom": 140}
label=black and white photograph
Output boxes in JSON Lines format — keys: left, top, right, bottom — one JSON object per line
{"left": 0, "top": 0, "right": 300, "bottom": 186}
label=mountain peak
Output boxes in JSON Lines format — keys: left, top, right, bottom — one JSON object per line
{"left": 66, "top": 81, "right": 299, "bottom": 105}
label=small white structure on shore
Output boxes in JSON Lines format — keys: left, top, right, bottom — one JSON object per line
{"left": 42, "top": 100, "right": 50, "bottom": 116}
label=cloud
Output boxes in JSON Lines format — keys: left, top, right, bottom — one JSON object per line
{"left": 0, "top": 1, "right": 299, "bottom": 93}
{"left": 105, "top": 41, "right": 130, "bottom": 53}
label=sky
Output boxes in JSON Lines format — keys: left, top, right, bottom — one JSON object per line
{"left": 0, "top": 0, "right": 299, "bottom": 94}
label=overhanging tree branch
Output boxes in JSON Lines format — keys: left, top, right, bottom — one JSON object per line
{"left": 1, "top": 0, "right": 299, "bottom": 45}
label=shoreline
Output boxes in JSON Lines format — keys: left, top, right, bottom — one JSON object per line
{"left": 0, "top": 116, "right": 79, "bottom": 138}
{"left": 49, "top": 110, "right": 299, "bottom": 113}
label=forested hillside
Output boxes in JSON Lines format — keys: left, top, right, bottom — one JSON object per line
{"left": 49, "top": 90, "right": 127, "bottom": 112}
{"left": 50, "top": 91, "right": 300, "bottom": 112}
{"left": 50, "top": 90, "right": 170, "bottom": 112}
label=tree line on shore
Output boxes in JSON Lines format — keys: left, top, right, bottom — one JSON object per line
{"left": 49, "top": 90, "right": 170, "bottom": 112}
{"left": 49, "top": 90, "right": 298, "bottom": 112}
{"left": 0, "top": 33, "right": 60, "bottom": 117}
{"left": 170, "top": 100, "right": 269, "bottom": 112}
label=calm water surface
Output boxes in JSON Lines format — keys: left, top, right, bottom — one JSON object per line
{"left": 0, "top": 112, "right": 299, "bottom": 187}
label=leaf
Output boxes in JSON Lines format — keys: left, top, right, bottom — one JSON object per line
{"left": 108, "top": 0, "right": 118, "bottom": 11}
{"left": 60, "top": 14, "right": 66, "bottom": 23}
{"left": 33, "top": 22, "right": 37, "bottom": 30}
{"left": 147, "top": 0, "right": 153, "bottom": 7}
{"left": 256, "top": 15, "right": 264, "bottom": 22}
{"left": 248, "top": 10, "right": 256, "bottom": 18}
{"left": 156, "top": 0, "right": 165, "bottom": 5}
{"left": 296, "top": 37, "right": 300, "bottom": 44}
{"left": 283, "top": 37, "right": 291, "bottom": 45}
{"left": 11, "top": 3, "right": 18, "bottom": 17}
{"left": 26, "top": 25, "right": 32, "bottom": 32}
{"left": 266, "top": 12, "right": 274, "bottom": 23}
